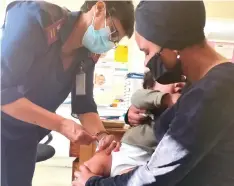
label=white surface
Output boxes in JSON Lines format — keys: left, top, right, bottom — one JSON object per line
{"left": 33, "top": 163, "right": 72, "bottom": 186}
{"left": 214, "top": 43, "right": 234, "bottom": 59}
{"left": 206, "top": 18, "right": 234, "bottom": 42}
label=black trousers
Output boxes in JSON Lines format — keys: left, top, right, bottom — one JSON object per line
{"left": 1, "top": 115, "right": 50, "bottom": 186}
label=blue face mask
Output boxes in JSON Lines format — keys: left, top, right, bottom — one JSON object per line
{"left": 82, "top": 13, "right": 115, "bottom": 54}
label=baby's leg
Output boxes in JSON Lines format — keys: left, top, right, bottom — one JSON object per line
{"left": 83, "top": 151, "right": 112, "bottom": 177}
{"left": 111, "top": 143, "right": 152, "bottom": 176}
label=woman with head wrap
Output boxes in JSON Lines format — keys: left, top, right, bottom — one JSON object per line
{"left": 75, "top": 1, "right": 234, "bottom": 186}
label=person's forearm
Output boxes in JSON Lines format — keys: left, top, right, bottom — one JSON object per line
{"left": 131, "top": 90, "right": 166, "bottom": 109}
{"left": 79, "top": 112, "right": 105, "bottom": 135}
{"left": 1, "top": 97, "right": 64, "bottom": 132}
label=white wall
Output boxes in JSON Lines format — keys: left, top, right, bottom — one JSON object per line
{"left": 128, "top": 36, "right": 145, "bottom": 73}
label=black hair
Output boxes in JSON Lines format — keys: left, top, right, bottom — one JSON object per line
{"left": 143, "top": 71, "right": 155, "bottom": 89}
{"left": 80, "top": 0, "right": 135, "bottom": 38}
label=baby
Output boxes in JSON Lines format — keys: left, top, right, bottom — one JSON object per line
{"left": 83, "top": 72, "right": 185, "bottom": 177}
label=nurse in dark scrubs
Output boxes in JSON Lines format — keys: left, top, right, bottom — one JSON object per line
{"left": 1, "top": 1, "right": 134, "bottom": 186}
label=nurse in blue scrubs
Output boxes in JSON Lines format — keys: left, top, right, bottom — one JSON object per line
{"left": 1, "top": 1, "right": 134, "bottom": 186}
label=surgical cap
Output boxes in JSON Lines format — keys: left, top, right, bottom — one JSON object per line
{"left": 135, "top": 1, "right": 206, "bottom": 50}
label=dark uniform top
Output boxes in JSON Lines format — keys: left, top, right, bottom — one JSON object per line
{"left": 86, "top": 63, "right": 234, "bottom": 186}
{"left": 1, "top": 1, "right": 99, "bottom": 137}
{"left": 1, "top": 1, "right": 99, "bottom": 186}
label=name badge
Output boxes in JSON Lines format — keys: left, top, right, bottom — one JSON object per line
{"left": 76, "top": 67, "right": 86, "bottom": 95}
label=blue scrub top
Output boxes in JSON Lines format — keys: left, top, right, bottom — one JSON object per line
{"left": 1, "top": 1, "right": 97, "bottom": 137}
